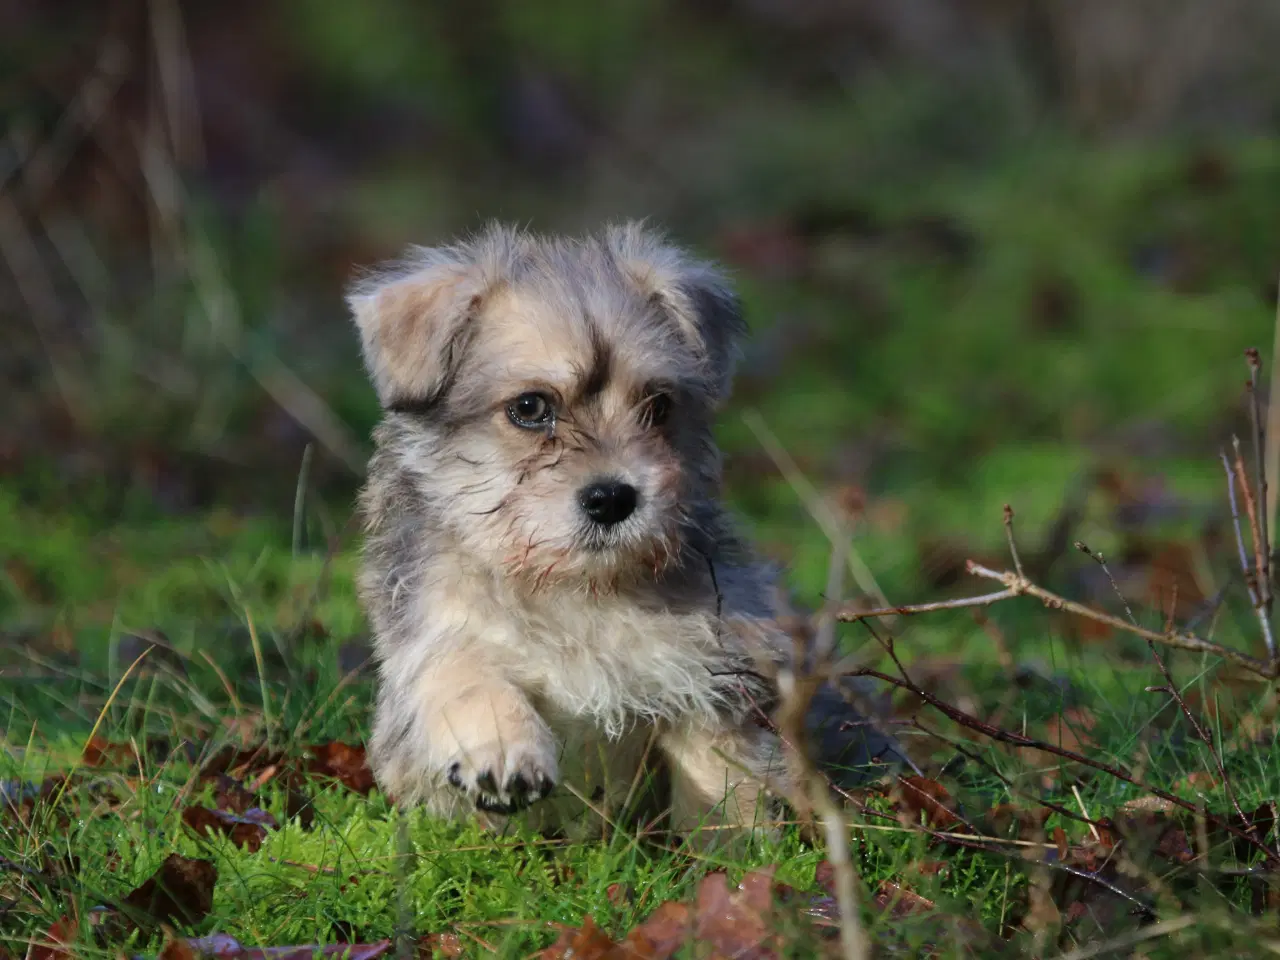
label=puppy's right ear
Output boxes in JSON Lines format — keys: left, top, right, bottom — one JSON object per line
{"left": 346, "top": 249, "right": 484, "bottom": 412}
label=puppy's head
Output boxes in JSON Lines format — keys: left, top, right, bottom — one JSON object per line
{"left": 348, "top": 221, "right": 746, "bottom": 590}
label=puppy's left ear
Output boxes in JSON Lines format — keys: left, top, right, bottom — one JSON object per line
{"left": 605, "top": 222, "right": 747, "bottom": 405}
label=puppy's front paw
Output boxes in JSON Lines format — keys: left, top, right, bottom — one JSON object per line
{"left": 445, "top": 734, "right": 558, "bottom": 815}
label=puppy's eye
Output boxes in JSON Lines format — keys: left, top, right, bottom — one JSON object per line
{"left": 507, "top": 392, "right": 554, "bottom": 429}
{"left": 641, "top": 392, "right": 672, "bottom": 429}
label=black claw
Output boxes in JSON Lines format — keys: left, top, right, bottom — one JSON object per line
{"left": 535, "top": 774, "right": 555, "bottom": 798}
{"left": 508, "top": 773, "right": 530, "bottom": 801}
{"left": 447, "top": 763, "right": 463, "bottom": 789}
{"left": 475, "top": 770, "right": 499, "bottom": 795}
{"left": 474, "top": 794, "right": 522, "bottom": 815}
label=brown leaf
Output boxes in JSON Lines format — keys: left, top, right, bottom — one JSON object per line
{"left": 282, "top": 778, "right": 316, "bottom": 831}
{"left": 167, "top": 934, "right": 393, "bottom": 958}
{"left": 689, "top": 871, "right": 775, "bottom": 958}
{"left": 872, "top": 881, "right": 936, "bottom": 920}
{"left": 418, "top": 932, "right": 464, "bottom": 958}
{"left": 539, "top": 917, "right": 622, "bottom": 959}
{"left": 1052, "top": 826, "right": 1068, "bottom": 860}
{"left": 28, "top": 915, "right": 76, "bottom": 960}
{"left": 987, "top": 803, "right": 1051, "bottom": 840}
{"left": 895, "top": 776, "right": 961, "bottom": 830}
{"left": 82, "top": 736, "right": 134, "bottom": 768}
{"left": 158, "top": 928, "right": 199, "bottom": 959}
{"left": 620, "top": 901, "right": 693, "bottom": 957}
{"left": 122, "top": 854, "right": 218, "bottom": 930}
{"left": 605, "top": 883, "right": 632, "bottom": 907}
{"left": 306, "top": 742, "right": 375, "bottom": 794}
{"left": 214, "top": 776, "right": 257, "bottom": 815}
{"left": 183, "top": 805, "right": 277, "bottom": 852}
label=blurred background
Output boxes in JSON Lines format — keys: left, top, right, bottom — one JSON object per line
{"left": 5, "top": 0, "right": 1280, "bottom": 660}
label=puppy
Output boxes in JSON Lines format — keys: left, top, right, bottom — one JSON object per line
{"left": 347, "top": 222, "right": 907, "bottom": 842}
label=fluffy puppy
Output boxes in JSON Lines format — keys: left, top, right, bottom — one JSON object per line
{"left": 347, "top": 221, "right": 906, "bottom": 841}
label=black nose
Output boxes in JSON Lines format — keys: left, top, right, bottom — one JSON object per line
{"left": 579, "top": 480, "right": 638, "bottom": 526}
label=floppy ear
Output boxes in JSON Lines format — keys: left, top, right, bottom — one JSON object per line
{"left": 347, "top": 225, "right": 524, "bottom": 410}
{"left": 604, "top": 221, "right": 747, "bottom": 405}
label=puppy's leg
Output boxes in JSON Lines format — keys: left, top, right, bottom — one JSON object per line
{"left": 659, "top": 722, "right": 782, "bottom": 849}
{"left": 371, "top": 654, "right": 559, "bottom": 816}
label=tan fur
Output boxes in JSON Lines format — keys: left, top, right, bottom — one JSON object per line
{"left": 346, "top": 221, "right": 907, "bottom": 847}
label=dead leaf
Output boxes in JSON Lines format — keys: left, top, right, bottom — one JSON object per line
{"left": 214, "top": 776, "right": 257, "bottom": 815}
{"left": 1052, "top": 826, "right": 1068, "bottom": 860}
{"left": 82, "top": 736, "right": 134, "bottom": 768}
{"left": 895, "top": 776, "right": 961, "bottom": 830}
{"left": 540, "top": 917, "right": 621, "bottom": 959}
{"left": 159, "top": 934, "right": 393, "bottom": 958}
{"left": 621, "top": 901, "right": 693, "bottom": 957}
{"left": 691, "top": 871, "right": 773, "bottom": 957}
{"left": 418, "top": 932, "right": 464, "bottom": 958}
{"left": 183, "top": 805, "right": 277, "bottom": 852}
{"left": 122, "top": 854, "right": 217, "bottom": 931}
{"left": 306, "top": 742, "right": 375, "bottom": 794}
{"left": 872, "top": 881, "right": 936, "bottom": 920}
{"left": 27, "top": 915, "right": 77, "bottom": 960}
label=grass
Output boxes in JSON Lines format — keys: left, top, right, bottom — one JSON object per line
{"left": 5, "top": 132, "right": 1280, "bottom": 956}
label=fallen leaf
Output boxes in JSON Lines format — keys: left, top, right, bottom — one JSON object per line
{"left": 895, "top": 776, "right": 961, "bottom": 830}
{"left": 214, "top": 776, "right": 257, "bottom": 815}
{"left": 872, "top": 881, "right": 936, "bottom": 920}
{"left": 28, "top": 915, "right": 77, "bottom": 960}
{"left": 306, "top": 742, "right": 375, "bottom": 794}
{"left": 122, "top": 854, "right": 217, "bottom": 931}
{"left": 183, "top": 805, "right": 277, "bottom": 852}
{"left": 620, "top": 901, "right": 693, "bottom": 957}
{"left": 540, "top": 917, "right": 620, "bottom": 959}
{"left": 1052, "top": 826, "right": 1068, "bottom": 860}
{"left": 82, "top": 736, "right": 134, "bottom": 767}
{"left": 691, "top": 871, "right": 773, "bottom": 957}
{"left": 153, "top": 934, "right": 393, "bottom": 959}
{"left": 418, "top": 932, "right": 464, "bottom": 957}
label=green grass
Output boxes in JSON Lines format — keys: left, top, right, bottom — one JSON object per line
{"left": 5, "top": 135, "right": 1280, "bottom": 956}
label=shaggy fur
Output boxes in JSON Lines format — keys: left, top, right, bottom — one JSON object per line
{"left": 347, "top": 221, "right": 906, "bottom": 842}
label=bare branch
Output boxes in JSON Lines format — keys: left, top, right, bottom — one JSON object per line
{"left": 1003, "top": 503, "right": 1026, "bottom": 578}
{"left": 1233, "top": 439, "right": 1277, "bottom": 660}
{"left": 1246, "top": 348, "right": 1271, "bottom": 608}
{"left": 836, "top": 590, "right": 1018, "bottom": 622}
{"left": 964, "top": 561, "right": 1278, "bottom": 679}
{"left": 825, "top": 664, "right": 1280, "bottom": 866}
{"left": 1074, "top": 541, "right": 1137, "bottom": 626}
{"left": 775, "top": 538, "right": 870, "bottom": 960}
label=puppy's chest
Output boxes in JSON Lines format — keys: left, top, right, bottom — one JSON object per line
{"left": 510, "top": 601, "right": 731, "bottom": 732}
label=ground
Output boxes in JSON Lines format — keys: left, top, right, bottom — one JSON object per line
{"left": 3, "top": 137, "right": 1280, "bottom": 957}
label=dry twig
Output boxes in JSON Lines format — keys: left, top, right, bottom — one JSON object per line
{"left": 775, "top": 536, "right": 870, "bottom": 960}
{"left": 1231, "top": 440, "right": 1276, "bottom": 660}
{"left": 965, "top": 561, "right": 1278, "bottom": 679}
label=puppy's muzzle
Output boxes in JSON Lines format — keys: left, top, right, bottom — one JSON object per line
{"left": 578, "top": 479, "right": 638, "bottom": 526}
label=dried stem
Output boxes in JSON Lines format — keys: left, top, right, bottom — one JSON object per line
{"left": 1003, "top": 504, "right": 1025, "bottom": 578}
{"left": 1233, "top": 440, "right": 1277, "bottom": 660}
{"left": 836, "top": 589, "right": 1018, "bottom": 622}
{"left": 1074, "top": 542, "right": 1137, "bottom": 626}
{"left": 1246, "top": 348, "right": 1271, "bottom": 606}
{"left": 827, "top": 664, "right": 1279, "bottom": 866}
{"left": 965, "top": 561, "right": 1278, "bottom": 679}
{"left": 775, "top": 537, "right": 869, "bottom": 960}
{"left": 1071, "top": 540, "right": 1248, "bottom": 824}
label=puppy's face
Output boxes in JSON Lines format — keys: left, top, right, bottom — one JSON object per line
{"left": 349, "top": 223, "right": 745, "bottom": 590}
